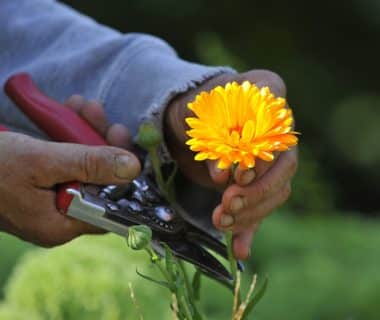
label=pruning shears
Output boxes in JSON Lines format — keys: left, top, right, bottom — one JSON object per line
{"left": 1, "top": 73, "right": 243, "bottom": 285}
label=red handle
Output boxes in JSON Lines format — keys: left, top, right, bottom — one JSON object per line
{"left": 5, "top": 73, "right": 107, "bottom": 145}
{"left": 4, "top": 73, "right": 109, "bottom": 213}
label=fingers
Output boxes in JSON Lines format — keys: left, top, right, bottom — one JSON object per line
{"left": 212, "top": 150, "right": 297, "bottom": 262}
{"left": 35, "top": 189, "right": 106, "bottom": 246}
{"left": 28, "top": 210, "right": 105, "bottom": 247}
{"left": 65, "top": 96, "right": 108, "bottom": 135}
{"left": 65, "top": 95, "right": 131, "bottom": 148}
{"left": 234, "top": 167, "right": 256, "bottom": 186}
{"left": 106, "top": 123, "right": 132, "bottom": 149}
{"left": 222, "top": 150, "right": 297, "bottom": 216}
{"left": 212, "top": 205, "right": 258, "bottom": 260}
{"left": 37, "top": 142, "right": 141, "bottom": 186}
{"left": 233, "top": 227, "right": 259, "bottom": 260}
{"left": 207, "top": 160, "right": 230, "bottom": 186}
{"left": 236, "top": 70, "right": 287, "bottom": 98}
{"left": 64, "top": 94, "right": 86, "bottom": 112}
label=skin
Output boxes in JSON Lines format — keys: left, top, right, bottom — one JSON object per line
{"left": 0, "top": 98, "right": 140, "bottom": 247}
{"left": 0, "top": 69, "right": 298, "bottom": 259}
{"left": 164, "top": 70, "right": 298, "bottom": 260}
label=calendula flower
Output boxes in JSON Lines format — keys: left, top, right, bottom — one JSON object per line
{"left": 185, "top": 81, "right": 298, "bottom": 169}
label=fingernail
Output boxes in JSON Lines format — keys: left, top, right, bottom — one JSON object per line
{"left": 115, "top": 155, "right": 137, "bottom": 180}
{"left": 241, "top": 169, "right": 256, "bottom": 185}
{"left": 230, "top": 196, "right": 244, "bottom": 213}
{"left": 220, "top": 215, "right": 234, "bottom": 227}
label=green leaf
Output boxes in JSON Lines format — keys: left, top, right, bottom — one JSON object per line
{"left": 180, "top": 295, "right": 194, "bottom": 320}
{"left": 191, "top": 268, "right": 202, "bottom": 301}
{"left": 163, "top": 243, "right": 177, "bottom": 291}
{"left": 241, "top": 277, "right": 269, "bottom": 320}
{"left": 136, "top": 269, "right": 171, "bottom": 290}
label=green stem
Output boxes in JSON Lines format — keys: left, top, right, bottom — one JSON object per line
{"left": 180, "top": 296, "right": 193, "bottom": 320}
{"left": 145, "top": 248, "right": 170, "bottom": 284}
{"left": 226, "top": 231, "right": 241, "bottom": 304}
{"left": 226, "top": 232, "right": 237, "bottom": 280}
{"left": 178, "top": 261, "right": 193, "bottom": 300}
{"left": 148, "top": 147, "right": 166, "bottom": 195}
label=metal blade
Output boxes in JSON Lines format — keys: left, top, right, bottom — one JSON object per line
{"left": 185, "top": 226, "right": 245, "bottom": 272}
{"left": 164, "top": 239, "right": 233, "bottom": 285}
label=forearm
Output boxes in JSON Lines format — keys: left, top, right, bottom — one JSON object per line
{"left": 0, "top": 0, "right": 234, "bottom": 149}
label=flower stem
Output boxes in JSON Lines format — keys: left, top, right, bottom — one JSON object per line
{"left": 178, "top": 260, "right": 193, "bottom": 300}
{"left": 148, "top": 147, "right": 166, "bottom": 194}
{"left": 226, "top": 231, "right": 242, "bottom": 310}
{"left": 145, "top": 248, "right": 170, "bottom": 284}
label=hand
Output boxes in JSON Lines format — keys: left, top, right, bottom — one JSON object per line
{"left": 0, "top": 97, "right": 140, "bottom": 247}
{"left": 165, "top": 70, "right": 298, "bottom": 260}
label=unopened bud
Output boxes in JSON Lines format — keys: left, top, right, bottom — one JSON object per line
{"left": 136, "top": 122, "right": 162, "bottom": 150}
{"left": 127, "top": 225, "right": 152, "bottom": 250}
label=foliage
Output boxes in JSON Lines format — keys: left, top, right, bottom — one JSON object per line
{"left": 0, "top": 235, "right": 171, "bottom": 320}
{"left": 0, "top": 233, "right": 33, "bottom": 298}
{"left": 285, "top": 145, "right": 336, "bottom": 212}
{"left": 2, "top": 213, "right": 380, "bottom": 319}
{"left": 200, "top": 212, "right": 380, "bottom": 320}
{"left": 0, "top": 306, "right": 40, "bottom": 320}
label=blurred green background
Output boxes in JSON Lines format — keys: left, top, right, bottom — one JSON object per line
{"left": 1, "top": 0, "right": 380, "bottom": 319}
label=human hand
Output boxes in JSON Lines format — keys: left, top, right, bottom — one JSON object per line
{"left": 165, "top": 70, "right": 298, "bottom": 260}
{"left": 0, "top": 97, "right": 140, "bottom": 247}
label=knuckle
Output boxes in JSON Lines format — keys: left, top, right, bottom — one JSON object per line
{"left": 258, "top": 70, "right": 287, "bottom": 97}
{"left": 265, "top": 71, "right": 286, "bottom": 93}
{"left": 80, "top": 149, "right": 101, "bottom": 182}
{"left": 223, "top": 185, "right": 244, "bottom": 206}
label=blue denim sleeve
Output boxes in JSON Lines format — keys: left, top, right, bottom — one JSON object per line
{"left": 0, "top": 0, "right": 235, "bottom": 161}
{"left": 0, "top": 0, "right": 234, "bottom": 231}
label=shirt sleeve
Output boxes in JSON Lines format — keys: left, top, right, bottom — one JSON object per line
{"left": 0, "top": 0, "right": 235, "bottom": 163}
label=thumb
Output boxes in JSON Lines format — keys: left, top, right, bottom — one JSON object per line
{"left": 42, "top": 142, "right": 141, "bottom": 186}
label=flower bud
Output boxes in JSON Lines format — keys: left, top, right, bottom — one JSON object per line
{"left": 136, "top": 122, "right": 162, "bottom": 150}
{"left": 126, "top": 225, "right": 152, "bottom": 250}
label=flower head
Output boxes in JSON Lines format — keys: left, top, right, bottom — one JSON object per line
{"left": 185, "top": 81, "right": 298, "bottom": 169}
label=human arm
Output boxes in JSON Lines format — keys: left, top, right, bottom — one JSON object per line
{"left": 0, "top": 0, "right": 233, "bottom": 140}
{"left": 0, "top": 0, "right": 298, "bottom": 257}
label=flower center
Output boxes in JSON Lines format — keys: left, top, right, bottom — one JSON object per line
{"left": 229, "top": 126, "right": 242, "bottom": 136}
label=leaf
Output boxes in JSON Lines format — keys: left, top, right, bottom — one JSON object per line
{"left": 163, "top": 243, "right": 177, "bottom": 290}
{"left": 180, "top": 295, "right": 194, "bottom": 320}
{"left": 241, "top": 277, "right": 269, "bottom": 320}
{"left": 136, "top": 269, "right": 171, "bottom": 290}
{"left": 191, "top": 268, "right": 202, "bottom": 301}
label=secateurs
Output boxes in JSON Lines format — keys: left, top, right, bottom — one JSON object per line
{"left": 3, "top": 73, "right": 243, "bottom": 285}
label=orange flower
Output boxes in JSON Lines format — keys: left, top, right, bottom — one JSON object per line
{"left": 185, "top": 81, "right": 298, "bottom": 169}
